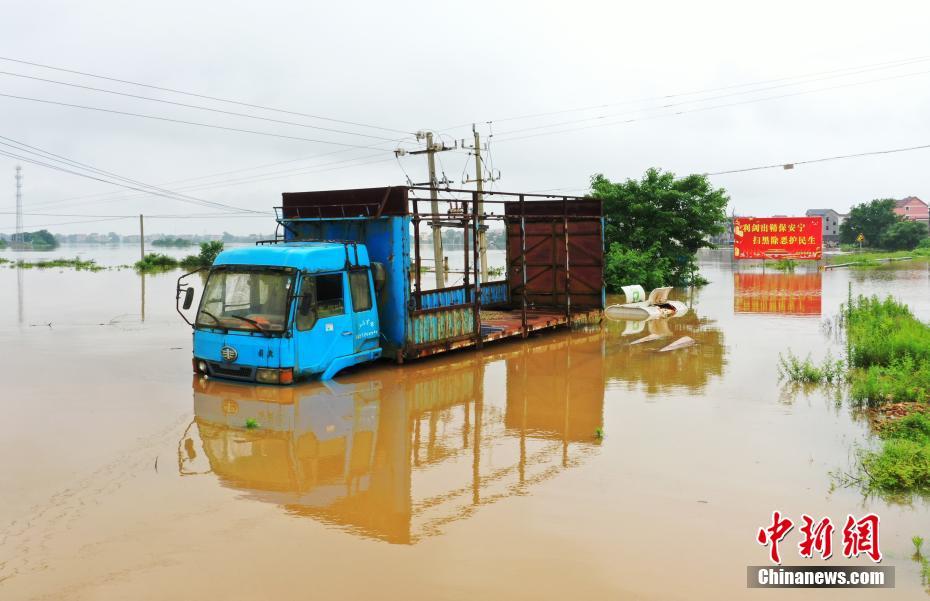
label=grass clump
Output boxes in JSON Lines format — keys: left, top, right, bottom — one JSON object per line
{"left": 13, "top": 257, "right": 104, "bottom": 271}
{"left": 860, "top": 412, "right": 930, "bottom": 494}
{"left": 778, "top": 350, "right": 844, "bottom": 384}
{"left": 843, "top": 296, "right": 930, "bottom": 406}
{"left": 134, "top": 253, "right": 179, "bottom": 272}
{"left": 849, "top": 355, "right": 930, "bottom": 406}
{"left": 847, "top": 295, "right": 930, "bottom": 368}
{"left": 772, "top": 258, "right": 797, "bottom": 272}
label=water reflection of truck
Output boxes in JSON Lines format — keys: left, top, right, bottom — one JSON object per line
{"left": 177, "top": 187, "right": 604, "bottom": 384}
{"left": 180, "top": 331, "right": 605, "bottom": 544}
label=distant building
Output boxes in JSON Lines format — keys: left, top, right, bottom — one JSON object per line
{"left": 894, "top": 197, "right": 929, "bottom": 229}
{"left": 805, "top": 209, "right": 846, "bottom": 244}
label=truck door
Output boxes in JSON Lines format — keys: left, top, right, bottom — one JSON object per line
{"left": 294, "top": 272, "right": 354, "bottom": 374}
{"left": 347, "top": 268, "right": 380, "bottom": 354}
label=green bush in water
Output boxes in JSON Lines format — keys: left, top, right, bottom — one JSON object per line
{"left": 135, "top": 253, "right": 179, "bottom": 272}
{"left": 778, "top": 350, "right": 844, "bottom": 384}
{"left": 846, "top": 295, "right": 930, "bottom": 368}
{"left": 860, "top": 413, "right": 930, "bottom": 494}
{"left": 180, "top": 241, "right": 224, "bottom": 270}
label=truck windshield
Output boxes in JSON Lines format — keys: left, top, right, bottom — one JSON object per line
{"left": 196, "top": 267, "right": 294, "bottom": 334}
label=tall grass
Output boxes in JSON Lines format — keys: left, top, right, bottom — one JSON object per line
{"left": 861, "top": 412, "right": 930, "bottom": 494}
{"left": 778, "top": 350, "right": 844, "bottom": 384}
{"left": 846, "top": 295, "right": 930, "bottom": 368}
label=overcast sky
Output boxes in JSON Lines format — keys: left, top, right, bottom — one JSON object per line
{"left": 2, "top": 0, "right": 929, "bottom": 235}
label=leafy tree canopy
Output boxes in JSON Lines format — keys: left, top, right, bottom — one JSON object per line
{"left": 879, "top": 219, "right": 928, "bottom": 251}
{"left": 591, "top": 168, "right": 729, "bottom": 288}
{"left": 839, "top": 199, "right": 897, "bottom": 246}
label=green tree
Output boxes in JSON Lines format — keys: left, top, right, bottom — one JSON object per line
{"left": 839, "top": 199, "right": 897, "bottom": 246}
{"left": 879, "top": 220, "right": 929, "bottom": 250}
{"left": 180, "top": 240, "right": 224, "bottom": 270}
{"left": 591, "top": 169, "right": 728, "bottom": 288}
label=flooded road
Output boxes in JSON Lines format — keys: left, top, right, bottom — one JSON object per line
{"left": 2, "top": 250, "right": 929, "bottom": 599}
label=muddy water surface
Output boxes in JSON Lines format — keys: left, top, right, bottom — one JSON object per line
{"left": 1, "top": 250, "right": 929, "bottom": 599}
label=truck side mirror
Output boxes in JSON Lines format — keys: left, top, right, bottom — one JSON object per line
{"left": 298, "top": 293, "right": 313, "bottom": 316}
{"left": 182, "top": 287, "right": 195, "bottom": 310}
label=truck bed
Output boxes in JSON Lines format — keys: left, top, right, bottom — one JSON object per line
{"left": 408, "top": 307, "right": 601, "bottom": 359}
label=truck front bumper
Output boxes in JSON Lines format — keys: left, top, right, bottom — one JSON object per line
{"left": 193, "top": 358, "right": 294, "bottom": 385}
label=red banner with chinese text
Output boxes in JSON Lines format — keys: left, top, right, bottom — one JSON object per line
{"left": 734, "top": 217, "right": 822, "bottom": 259}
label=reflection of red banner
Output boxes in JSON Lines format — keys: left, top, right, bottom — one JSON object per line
{"left": 733, "top": 273, "right": 822, "bottom": 316}
{"left": 734, "top": 217, "right": 822, "bottom": 260}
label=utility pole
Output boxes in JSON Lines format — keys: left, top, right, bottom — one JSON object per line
{"left": 139, "top": 214, "right": 145, "bottom": 262}
{"left": 463, "top": 125, "right": 500, "bottom": 282}
{"left": 397, "top": 131, "right": 456, "bottom": 288}
{"left": 14, "top": 165, "right": 22, "bottom": 249}
{"left": 425, "top": 132, "right": 444, "bottom": 286}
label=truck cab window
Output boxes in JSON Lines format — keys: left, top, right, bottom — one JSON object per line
{"left": 349, "top": 270, "right": 372, "bottom": 312}
{"left": 297, "top": 273, "right": 345, "bottom": 331}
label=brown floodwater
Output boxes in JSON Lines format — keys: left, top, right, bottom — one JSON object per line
{"left": 1, "top": 250, "right": 929, "bottom": 599}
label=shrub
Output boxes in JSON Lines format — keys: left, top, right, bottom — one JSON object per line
{"left": 135, "top": 253, "right": 179, "bottom": 272}
{"left": 778, "top": 350, "right": 844, "bottom": 384}
{"left": 880, "top": 220, "right": 929, "bottom": 251}
{"left": 180, "top": 241, "right": 224, "bottom": 270}
{"left": 773, "top": 258, "right": 797, "bottom": 272}
{"left": 861, "top": 438, "right": 930, "bottom": 493}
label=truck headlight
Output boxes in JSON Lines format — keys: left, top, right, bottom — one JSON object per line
{"left": 256, "top": 368, "right": 278, "bottom": 383}
{"left": 256, "top": 368, "right": 295, "bottom": 384}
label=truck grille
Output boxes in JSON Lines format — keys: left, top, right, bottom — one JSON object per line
{"left": 207, "top": 361, "right": 255, "bottom": 381}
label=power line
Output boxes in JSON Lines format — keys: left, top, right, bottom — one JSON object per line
{"left": 0, "top": 55, "right": 412, "bottom": 136}
{"left": 28, "top": 135, "right": 417, "bottom": 210}
{"left": 0, "top": 91, "right": 391, "bottom": 150}
{"left": 493, "top": 68, "right": 930, "bottom": 144}
{"left": 0, "top": 135, "right": 264, "bottom": 213}
{"left": 0, "top": 215, "right": 131, "bottom": 232}
{"left": 24, "top": 152, "right": 398, "bottom": 213}
{"left": 706, "top": 142, "right": 930, "bottom": 175}
{"left": 0, "top": 69, "right": 401, "bottom": 143}
{"left": 0, "top": 138, "right": 267, "bottom": 214}
{"left": 493, "top": 61, "right": 930, "bottom": 137}
{"left": 443, "top": 53, "right": 930, "bottom": 131}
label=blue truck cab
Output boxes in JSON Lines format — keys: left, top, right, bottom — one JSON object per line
{"left": 178, "top": 186, "right": 605, "bottom": 384}
{"left": 184, "top": 242, "right": 383, "bottom": 384}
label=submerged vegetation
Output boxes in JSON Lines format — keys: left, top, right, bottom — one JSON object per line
{"left": 831, "top": 295, "right": 930, "bottom": 497}
{"left": 180, "top": 240, "right": 224, "bottom": 270}
{"left": 860, "top": 412, "right": 930, "bottom": 494}
{"left": 134, "top": 241, "right": 225, "bottom": 272}
{"left": 827, "top": 247, "right": 930, "bottom": 268}
{"left": 778, "top": 351, "right": 844, "bottom": 384}
{"left": 134, "top": 253, "right": 179, "bottom": 272}
{"left": 5, "top": 257, "right": 104, "bottom": 271}
{"left": 772, "top": 258, "right": 797, "bottom": 272}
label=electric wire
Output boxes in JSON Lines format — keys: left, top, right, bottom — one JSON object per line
{"left": 0, "top": 69, "right": 401, "bottom": 142}
{"left": 0, "top": 91, "right": 391, "bottom": 150}
{"left": 0, "top": 55, "right": 412, "bottom": 135}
